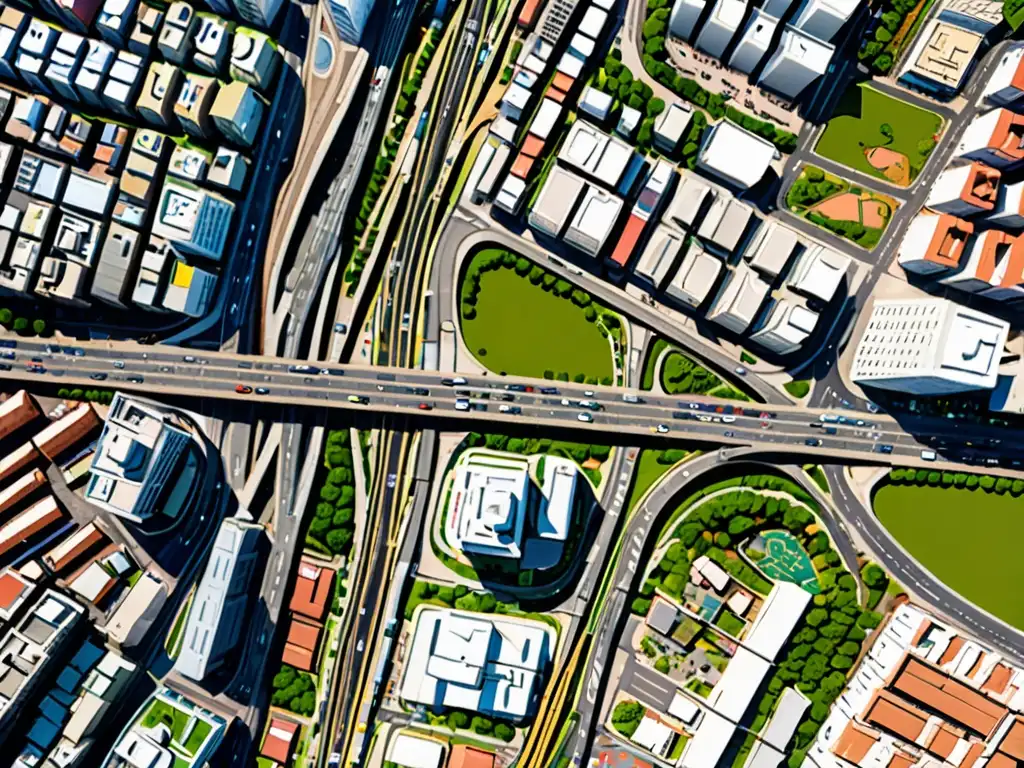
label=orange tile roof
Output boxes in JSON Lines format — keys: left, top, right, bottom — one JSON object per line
{"left": 521, "top": 134, "right": 545, "bottom": 158}
{"left": 609, "top": 214, "right": 646, "bottom": 267}
{"left": 962, "top": 741, "right": 986, "bottom": 768}
{"left": 988, "top": 753, "right": 1017, "bottom": 768}
{"left": 510, "top": 153, "right": 535, "bottom": 179}
{"left": 262, "top": 717, "right": 299, "bottom": 765}
{"left": 552, "top": 72, "right": 575, "bottom": 93}
{"left": 289, "top": 557, "right": 333, "bottom": 621}
{"left": 864, "top": 690, "right": 928, "bottom": 744}
{"left": 448, "top": 745, "right": 495, "bottom": 768}
{"left": 988, "top": 110, "right": 1024, "bottom": 164}
{"left": 923, "top": 215, "right": 973, "bottom": 270}
{"left": 998, "top": 717, "right": 1024, "bottom": 761}
{"left": 0, "top": 391, "right": 40, "bottom": 442}
{"left": 887, "top": 751, "right": 916, "bottom": 768}
{"left": 518, "top": 0, "right": 541, "bottom": 27}
{"left": 833, "top": 721, "right": 880, "bottom": 764}
{"left": 282, "top": 642, "right": 315, "bottom": 672}
{"left": 957, "top": 163, "right": 1000, "bottom": 211}
{"left": 940, "top": 636, "right": 966, "bottom": 666}
{"left": 545, "top": 86, "right": 566, "bottom": 104}
{"left": 992, "top": 236, "right": 1024, "bottom": 288}
{"left": 891, "top": 655, "right": 1007, "bottom": 737}
{"left": 286, "top": 615, "right": 322, "bottom": 652}
{"left": 0, "top": 570, "right": 30, "bottom": 613}
{"left": 929, "top": 724, "right": 961, "bottom": 759}
{"left": 911, "top": 618, "right": 933, "bottom": 647}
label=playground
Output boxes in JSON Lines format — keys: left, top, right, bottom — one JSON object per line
{"left": 749, "top": 531, "right": 820, "bottom": 594}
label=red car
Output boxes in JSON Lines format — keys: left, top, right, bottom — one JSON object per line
{"left": 419, "top": 403, "right": 432, "bottom": 410}
{"left": 235, "top": 384, "right": 253, "bottom": 394}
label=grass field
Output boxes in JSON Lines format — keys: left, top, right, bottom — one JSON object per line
{"left": 460, "top": 252, "right": 613, "bottom": 380}
{"left": 815, "top": 84, "right": 943, "bottom": 186}
{"left": 875, "top": 484, "right": 1024, "bottom": 629}
{"left": 627, "top": 450, "right": 687, "bottom": 512}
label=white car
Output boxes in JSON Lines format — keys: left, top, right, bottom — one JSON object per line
{"left": 688, "top": 403, "right": 700, "bottom": 410}
{"left": 561, "top": 398, "right": 572, "bottom": 406}
{"left": 455, "top": 398, "right": 470, "bottom": 411}
{"left": 721, "top": 415, "right": 736, "bottom": 423}
{"left": 577, "top": 412, "right": 593, "bottom": 423}
{"left": 656, "top": 424, "right": 669, "bottom": 434}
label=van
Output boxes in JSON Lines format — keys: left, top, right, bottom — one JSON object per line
{"left": 455, "top": 398, "right": 470, "bottom": 411}
{"left": 622, "top": 393, "right": 640, "bottom": 404}
{"left": 920, "top": 449, "right": 937, "bottom": 461}
{"left": 819, "top": 414, "right": 839, "bottom": 423}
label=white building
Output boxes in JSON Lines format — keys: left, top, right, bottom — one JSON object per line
{"left": 230, "top": 28, "right": 281, "bottom": 93}
{"left": 85, "top": 393, "right": 200, "bottom": 523}
{"left": 234, "top": 0, "right": 286, "bottom": 28}
{"left": 851, "top": 298, "right": 1009, "bottom": 395}
{"left": 162, "top": 259, "right": 217, "bottom": 317}
{"left": 538, "top": 456, "right": 576, "bottom": 542}
{"left": 729, "top": 10, "right": 778, "bottom": 74}
{"left": 744, "top": 581, "right": 812, "bottom": 660}
{"left": 897, "top": 211, "right": 973, "bottom": 276}
{"left": 925, "top": 162, "right": 1000, "bottom": 217}
{"left": 987, "top": 177, "right": 1024, "bottom": 228}
{"left": 790, "top": 0, "right": 860, "bottom": 42}
{"left": 327, "top": 0, "right": 375, "bottom": 44}
{"left": 669, "top": 0, "right": 709, "bottom": 41}
{"left": 400, "top": 608, "right": 554, "bottom": 720}
{"left": 665, "top": 241, "right": 723, "bottom": 309}
{"left": 579, "top": 86, "right": 613, "bottom": 122}
{"left": 654, "top": 102, "right": 692, "bottom": 154}
{"left": 448, "top": 452, "right": 530, "bottom": 559}
{"left": 528, "top": 166, "right": 586, "bottom": 238}
{"left": 564, "top": 185, "right": 624, "bottom": 257}
{"left": 982, "top": 43, "right": 1024, "bottom": 107}
{"left": 706, "top": 261, "right": 771, "bottom": 333}
{"left": 744, "top": 220, "right": 800, "bottom": 279}
{"left": 635, "top": 223, "right": 686, "bottom": 290}
{"left": 939, "top": 229, "right": 1013, "bottom": 294}
{"left": 956, "top": 108, "right": 1024, "bottom": 170}
{"left": 176, "top": 517, "right": 263, "bottom": 682}
{"left": 750, "top": 298, "right": 819, "bottom": 354}
{"left": 697, "top": 121, "right": 777, "bottom": 189}
{"left": 758, "top": 26, "right": 834, "bottom": 99}
{"left": 788, "top": 245, "right": 850, "bottom": 302}
{"left": 665, "top": 172, "right": 716, "bottom": 230}
{"left": 695, "top": 0, "right": 747, "bottom": 59}
{"left": 558, "top": 120, "right": 636, "bottom": 191}
{"left": 697, "top": 194, "right": 755, "bottom": 254}
{"left": 152, "top": 178, "right": 235, "bottom": 261}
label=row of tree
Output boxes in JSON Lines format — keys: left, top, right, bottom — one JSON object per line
{"left": 307, "top": 429, "right": 358, "bottom": 558}
{"left": 888, "top": 467, "right": 1024, "bottom": 496}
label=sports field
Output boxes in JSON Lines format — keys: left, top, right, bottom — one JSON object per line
{"left": 755, "top": 531, "right": 820, "bottom": 594}
{"left": 875, "top": 484, "right": 1024, "bottom": 629}
{"left": 815, "top": 84, "right": 943, "bottom": 186}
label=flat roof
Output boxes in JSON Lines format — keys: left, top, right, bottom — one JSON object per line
{"left": 706, "top": 646, "right": 772, "bottom": 720}
{"left": 529, "top": 166, "right": 586, "bottom": 237}
{"left": 745, "top": 581, "right": 812, "bottom": 660}
{"left": 901, "top": 18, "right": 983, "bottom": 88}
{"left": 389, "top": 733, "right": 445, "bottom": 768}
{"left": 697, "top": 121, "right": 776, "bottom": 188}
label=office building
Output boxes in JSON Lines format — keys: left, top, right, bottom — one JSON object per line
{"left": 103, "top": 570, "right": 167, "bottom": 648}
{"left": 788, "top": 244, "right": 850, "bottom": 302}
{"left": 744, "top": 220, "right": 800, "bottom": 279}
{"left": 697, "top": 121, "right": 777, "bottom": 189}
{"left": 102, "top": 51, "right": 144, "bottom": 117}
{"left": 85, "top": 392, "right": 199, "bottom": 523}
{"left": 851, "top": 298, "right": 1009, "bottom": 394}
{"left": 926, "top": 163, "right": 999, "bottom": 216}
{"left": 230, "top": 28, "right": 281, "bottom": 93}
{"left": 401, "top": 608, "right": 554, "bottom": 720}
{"left": 898, "top": 15, "right": 984, "bottom": 100}
{"left": 175, "top": 72, "right": 218, "bottom": 138}
{"left": 327, "top": 0, "right": 375, "bottom": 45}
{"left": 695, "top": 0, "right": 746, "bottom": 59}
{"left": 536, "top": 0, "right": 579, "bottom": 45}
{"left": 957, "top": 109, "right": 1024, "bottom": 170}
{"left": 983, "top": 43, "right": 1024, "bottom": 107}
{"left": 940, "top": 229, "right": 1014, "bottom": 294}
{"left": 129, "top": 3, "right": 163, "bottom": 55}
{"left": 609, "top": 160, "right": 675, "bottom": 267}
{"left": 751, "top": 297, "right": 819, "bottom": 354}
{"left": 158, "top": 2, "right": 195, "bottom": 64}
{"left": 897, "top": 211, "right": 973, "bottom": 276}
{"left": 654, "top": 102, "right": 692, "bottom": 154}
{"left": 617, "top": 105, "right": 642, "bottom": 139}
{"left": 152, "top": 178, "right": 234, "bottom": 261}
{"left": 193, "top": 15, "right": 229, "bottom": 74}
{"left": 697, "top": 194, "right": 755, "bottom": 254}
{"left": 664, "top": 172, "right": 716, "bottom": 230}
{"left": 790, "top": 0, "right": 859, "bottom": 41}
{"left": 161, "top": 258, "right": 215, "bottom": 317}
{"left": 45, "top": 32, "right": 86, "bottom": 103}
{"left": 0, "top": 590, "right": 85, "bottom": 743}
{"left": 97, "top": 0, "right": 138, "bottom": 46}
{"left": 90, "top": 223, "right": 141, "bottom": 309}
{"left": 448, "top": 452, "right": 530, "bottom": 560}
{"left": 40, "top": 0, "right": 103, "bottom": 34}
{"left": 0, "top": 9, "right": 29, "bottom": 83}
{"left": 635, "top": 224, "right": 685, "bottom": 289}
{"left": 75, "top": 40, "right": 115, "bottom": 108}
{"left": 17, "top": 19, "right": 58, "bottom": 96}
{"left": 210, "top": 80, "right": 264, "bottom": 147}
{"left": 707, "top": 262, "right": 771, "bottom": 333}
{"left": 565, "top": 185, "right": 623, "bottom": 257}
{"left": 538, "top": 457, "right": 576, "bottom": 545}
{"left": 730, "top": 10, "right": 778, "bottom": 73}
{"left": 137, "top": 61, "right": 182, "bottom": 128}
{"left": 290, "top": 556, "right": 333, "bottom": 622}
{"left": 177, "top": 517, "right": 263, "bottom": 681}
{"left": 0, "top": 390, "right": 41, "bottom": 441}
{"left": 579, "top": 86, "right": 613, "bottom": 122}
{"left": 558, "top": 120, "right": 636, "bottom": 191}
{"left": 665, "top": 242, "right": 725, "bottom": 309}
{"left": 207, "top": 147, "right": 249, "bottom": 193}
{"left": 528, "top": 166, "right": 585, "bottom": 238}
{"left": 669, "top": 0, "right": 709, "bottom": 40}
{"left": 758, "top": 26, "right": 834, "bottom": 99}
{"left": 102, "top": 689, "right": 226, "bottom": 768}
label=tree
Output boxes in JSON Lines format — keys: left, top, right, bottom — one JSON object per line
{"left": 494, "top": 723, "right": 515, "bottom": 742}
{"left": 326, "top": 528, "right": 352, "bottom": 554}
{"left": 449, "top": 711, "right": 469, "bottom": 729}
{"left": 12, "top": 317, "right": 27, "bottom": 335}
{"left": 471, "top": 716, "right": 493, "bottom": 734}
{"left": 655, "top": 656, "right": 670, "bottom": 673}
{"left": 31, "top": 319, "right": 45, "bottom": 336}
{"left": 0, "top": 309, "right": 10, "bottom": 326}
{"left": 806, "top": 608, "right": 828, "bottom": 627}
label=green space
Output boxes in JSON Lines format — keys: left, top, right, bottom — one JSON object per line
{"left": 635, "top": 472, "right": 878, "bottom": 767}
{"left": 753, "top": 530, "right": 821, "bottom": 594}
{"left": 875, "top": 472, "right": 1024, "bottom": 629}
{"left": 611, "top": 700, "right": 646, "bottom": 739}
{"left": 1007, "top": 0, "right": 1024, "bottom": 29}
{"left": 627, "top": 449, "right": 691, "bottom": 512}
{"left": 803, "top": 465, "right": 829, "bottom": 494}
{"left": 858, "top": 0, "right": 932, "bottom": 73}
{"left": 404, "top": 579, "right": 560, "bottom": 636}
{"left": 426, "top": 708, "right": 516, "bottom": 740}
{"left": 784, "top": 380, "right": 810, "bottom": 399}
{"left": 714, "top": 608, "right": 746, "bottom": 637}
{"left": 0, "top": 308, "right": 49, "bottom": 338}
{"left": 56, "top": 388, "right": 115, "bottom": 405}
{"left": 460, "top": 249, "right": 619, "bottom": 382}
{"left": 270, "top": 664, "right": 316, "bottom": 716}
{"left": 786, "top": 165, "right": 897, "bottom": 250}
{"left": 140, "top": 697, "right": 212, "bottom": 757}
{"left": 814, "top": 84, "right": 941, "bottom": 186}
{"left": 164, "top": 590, "right": 193, "bottom": 660}
{"left": 640, "top": 337, "right": 749, "bottom": 400}
{"left": 307, "top": 429, "right": 357, "bottom": 559}
{"left": 862, "top": 561, "right": 890, "bottom": 610}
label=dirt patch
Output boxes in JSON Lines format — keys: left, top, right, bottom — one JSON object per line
{"left": 811, "top": 192, "right": 862, "bottom": 223}
{"left": 865, "top": 146, "right": 911, "bottom": 186}
{"left": 861, "top": 200, "right": 890, "bottom": 228}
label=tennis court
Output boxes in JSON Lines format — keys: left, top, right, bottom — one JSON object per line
{"left": 756, "top": 531, "right": 820, "bottom": 594}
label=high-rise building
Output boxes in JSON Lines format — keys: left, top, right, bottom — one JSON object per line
{"left": 851, "top": 298, "right": 1009, "bottom": 395}
{"left": 669, "top": 0, "right": 710, "bottom": 41}
{"left": 729, "top": 10, "right": 777, "bottom": 74}
{"left": 790, "top": 0, "right": 859, "bottom": 42}
{"left": 233, "top": 0, "right": 285, "bottom": 29}
{"left": 152, "top": 178, "right": 234, "bottom": 261}
{"left": 757, "top": 26, "right": 834, "bottom": 100}
{"left": 210, "top": 80, "right": 264, "bottom": 147}
{"left": 983, "top": 43, "right": 1024, "bottom": 107}
{"left": 176, "top": 517, "right": 264, "bottom": 681}
{"left": 327, "top": 0, "right": 376, "bottom": 45}
{"left": 695, "top": 0, "right": 746, "bottom": 59}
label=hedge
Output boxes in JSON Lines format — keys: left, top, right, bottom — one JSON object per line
{"left": 306, "top": 430, "right": 358, "bottom": 558}
{"left": 888, "top": 467, "right": 1024, "bottom": 496}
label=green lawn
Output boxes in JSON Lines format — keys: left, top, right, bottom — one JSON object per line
{"left": 815, "top": 84, "right": 942, "bottom": 185}
{"left": 627, "top": 449, "right": 688, "bottom": 512}
{"left": 875, "top": 484, "right": 1024, "bottom": 629}
{"left": 460, "top": 252, "right": 614, "bottom": 380}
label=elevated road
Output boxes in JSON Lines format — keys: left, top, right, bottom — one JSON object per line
{"left": 8, "top": 339, "right": 1023, "bottom": 471}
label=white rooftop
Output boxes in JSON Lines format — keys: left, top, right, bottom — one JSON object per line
{"left": 697, "top": 121, "right": 777, "bottom": 189}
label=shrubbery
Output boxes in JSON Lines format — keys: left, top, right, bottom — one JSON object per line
{"left": 661, "top": 351, "right": 723, "bottom": 396}
{"left": 57, "top": 388, "right": 114, "bottom": 404}
{"left": 857, "top": 0, "right": 920, "bottom": 73}
{"left": 271, "top": 664, "right": 315, "bottom": 715}
{"left": 0, "top": 308, "right": 49, "bottom": 337}
{"left": 306, "top": 430, "right": 358, "bottom": 558}
{"left": 888, "top": 467, "right": 1024, "bottom": 496}
{"left": 611, "top": 700, "right": 645, "bottom": 738}
{"left": 787, "top": 166, "right": 842, "bottom": 209}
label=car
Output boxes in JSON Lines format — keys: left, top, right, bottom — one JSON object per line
{"left": 721, "top": 415, "right": 736, "bottom": 423}
{"left": 877, "top": 444, "right": 894, "bottom": 454}
{"left": 255, "top": 387, "right": 270, "bottom": 395}
{"left": 183, "top": 355, "right": 196, "bottom": 363}
{"left": 688, "top": 403, "right": 700, "bottom": 410}
{"left": 113, "top": 361, "right": 125, "bottom": 369}
{"left": 499, "top": 393, "right": 515, "bottom": 401}
{"left": 577, "top": 412, "right": 593, "bottom": 423}
{"left": 455, "top": 398, "right": 470, "bottom": 411}
{"left": 45, "top": 344, "right": 60, "bottom": 354}
{"left": 160, "top": 366, "right": 172, "bottom": 373}
{"left": 819, "top": 414, "right": 839, "bottom": 423}
{"left": 824, "top": 427, "right": 838, "bottom": 435}
{"left": 334, "top": 322, "right": 348, "bottom": 333}
{"left": 580, "top": 400, "right": 601, "bottom": 411}
{"left": 236, "top": 384, "right": 253, "bottom": 394}
{"left": 328, "top": 754, "right": 342, "bottom": 768}
{"left": 25, "top": 364, "right": 45, "bottom": 374}
{"left": 920, "top": 449, "right": 937, "bottom": 461}
{"left": 0, "top": 351, "right": 13, "bottom": 360}
{"left": 418, "top": 402, "right": 432, "bottom": 410}
{"left": 444, "top": 376, "right": 467, "bottom": 386}
{"left": 0, "top": 340, "right": 15, "bottom": 349}
{"left": 356, "top": 639, "right": 365, "bottom": 652}
{"left": 412, "top": 387, "right": 429, "bottom": 396}
{"left": 506, "top": 384, "right": 527, "bottom": 392}
{"left": 656, "top": 424, "right": 669, "bottom": 434}
{"left": 622, "top": 393, "right": 640, "bottom": 404}
{"left": 327, "top": 368, "right": 346, "bottom": 376}
{"left": 288, "top": 364, "right": 320, "bottom": 374}
{"left": 724, "top": 430, "right": 735, "bottom": 437}
{"left": 734, "top": 366, "right": 747, "bottom": 376}
{"left": 560, "top": 398, "right": 572, "bottom": 406}
{"left": 348, "top": 395, "right": 369, "bottom": 404}
{"left": 672, "top": 411, "right": 688, "bottom": 419}
{"left": 805, "top": 438, "right": 822, "bottom": 446}
{"left": 501, "top": 405, "right": 522, "bottom": 414}
{"left": 387, "top": 474, "right": 397, "bottom": 489}
{"left": 65, "top": 347, "right": 84, "bottom": 357}
{"left": 126, "top": 375, "right": 144, "bottom": 383}
{"left": 237, "top": 361, "right": 254, "bottom": 369}
{"left": 454, "top": 389, "right": 470, "bottom": 397}
{"left": 90, "top": 373, "right": 107, "bottom": 381}
{"left": 584, "top": 390, "right": 595, "bottom": 397}
{"left": 0, "top": 363, "right": 9, "bottom": 371}
{"left": 540, "top": 387, "right": 559, "bottom": 394}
